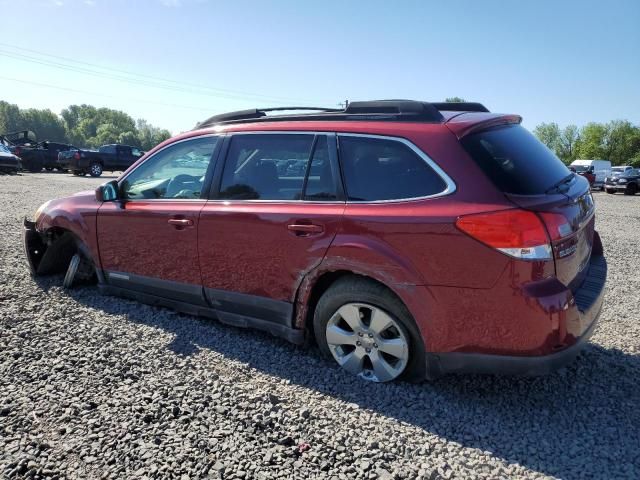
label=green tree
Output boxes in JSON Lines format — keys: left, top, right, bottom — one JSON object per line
{"left": 557, "top": 124, "right": 580, "bottom": 164}
{"left": 20, "top": 108, "right": 67, "bottom": 142}
{"left": 0, "top": 101, "right": 23, "bottom": 133}
{"left": 136, "top": 119, "right": 171, "bottom": 151}
{"left": 445, "top": 97, "right": 466, "bottom": 102}
{"left": 533, "top": 122, "right": 561, "bottom": 152}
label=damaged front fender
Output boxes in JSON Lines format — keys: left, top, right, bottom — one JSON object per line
{"left": 23, "top": 218, "right": 46, "bottom": 275}
{"left": 23, "top": 218, "right": 79, "bottom": 276}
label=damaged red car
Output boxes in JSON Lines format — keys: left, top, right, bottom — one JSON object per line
{"left": 24, "top": 100, "right": 607, "bottom": 382}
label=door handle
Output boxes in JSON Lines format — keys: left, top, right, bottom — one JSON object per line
{"left": 168, "top": 218, "right": 194, "bottom": 227}
{"left": 287, "top": 223, "right": 324, "bottom": 235}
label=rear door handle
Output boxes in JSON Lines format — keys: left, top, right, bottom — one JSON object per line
{"left": 287, "top": 223, "right": 324, "bottom": 235}
{"left": 168, "top": 218, "right": 194, "bottom": 227}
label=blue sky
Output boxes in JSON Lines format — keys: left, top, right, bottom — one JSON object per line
{"left": 1, "top": 0, "right": 638, "bottom": 133}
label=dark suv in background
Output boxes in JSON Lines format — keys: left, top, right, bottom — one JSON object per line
{"left": 58, "top": 144, "right": 144, "bottom": 177}
{"left": 605, "top": 168, "right": 640, "bottom": 195}
{"left": 24, "top": 100, "right": 607, "bottom": 382}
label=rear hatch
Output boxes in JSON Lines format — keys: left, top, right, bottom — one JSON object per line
{"left": 457, "top": 121, "right": 595, "bottom": 291}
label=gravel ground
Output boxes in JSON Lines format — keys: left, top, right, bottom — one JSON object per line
{"left": 1, "top": 172, "right": 639, "bottom": 480}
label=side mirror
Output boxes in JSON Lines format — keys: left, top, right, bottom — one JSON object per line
{"left": 95, "top": 180, "right": 120, "bottom": 202}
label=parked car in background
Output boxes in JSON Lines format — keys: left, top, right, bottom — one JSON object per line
{"left": 15, "top": 141, "right": 77, "bottom": 172}
{"left": 0, "top": 143, "right": 22, "bottom": 173}
{"left": 0, "top": 131, "right": 74, "bottom": 172}
{"left": 58, "top": 144, "right": 144, "bottom": 177}
{"left": 611, "top": 165, "right": 633, "bottom": 178}
{"left": 24, "top": 100, "right": 607, "bottom": 382}
{"left": 569, "top": 165, "right": 595, "bottom": 187}
{"left": 605, "top": 168, "right": 640, "bottom": 195}
{"left": 570, "top": 159, "right": 611, "bottom": 190}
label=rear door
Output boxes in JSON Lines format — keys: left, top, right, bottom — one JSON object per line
{"left": 460, "top": 124, "right": 595, "bottom": 291}
{"left": 97, "top": 135, "right": 221, "bottom": 303}
{"left": 198, "top": 132, "right": 345, "bottom": 327}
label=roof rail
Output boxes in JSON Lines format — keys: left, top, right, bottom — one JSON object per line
{"left": 195, "top": 99, "right": 489, "bottom": 129}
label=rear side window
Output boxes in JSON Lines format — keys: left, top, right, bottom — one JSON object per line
{"left": 461, "top": 125, "right": 570, "bottom": 195}
{"left": 338, "top": 135, "right": 447, "bottom": 201}
{"left": 219, "top": 134, "right": 336, "bottom": 201}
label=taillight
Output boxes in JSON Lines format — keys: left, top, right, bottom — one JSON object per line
{"left": 74, "top": 152, "right": 80, "bottom": 160}
{"left": 456, "top": 209, "right": 552, "bottom": 260}
{"left": 538, "top": 212, "right": 572, "bottom": 241}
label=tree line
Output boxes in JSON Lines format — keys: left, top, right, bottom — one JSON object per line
{"left": 444, "top": 97, "right": 640, "bottom": 167}
{"left": 0, "top": 100, "right": 172, "bottom": 152}
{"left": 534, "top": 121, "right": 640, "bottom": 167}
{"left": 3, "top": 98, "right": 640, "bottom": 167}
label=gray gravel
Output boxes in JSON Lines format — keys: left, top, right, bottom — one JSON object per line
{"left": 1, "top": 172, "right": 639, "bottom": 480}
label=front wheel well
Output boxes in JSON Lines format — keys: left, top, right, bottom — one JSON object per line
{"left": 35, "top": 228, "right": 95, "bottom": 282}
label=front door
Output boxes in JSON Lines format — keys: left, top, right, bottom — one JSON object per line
{"left": 97, "top": 135, "right": 221, "bottom": 304}
{"left": 198, "top": 132, "right": 345, "bottom": 327}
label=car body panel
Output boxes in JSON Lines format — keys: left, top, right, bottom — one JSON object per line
{"left": 97, "top": 200, "right": 206, "bottom": 291}
{"left": 198, "top": 201, "right": 345, "bottom": 318}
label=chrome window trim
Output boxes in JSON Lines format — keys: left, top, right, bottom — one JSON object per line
{"left": 337, "top": 132, "right": 457, "bottom": 203}
{"left": 117, "top": 133, "right": 223, "bottom": 201}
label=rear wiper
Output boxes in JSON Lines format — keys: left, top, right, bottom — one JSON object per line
{"left": 545, "top": 173, "right": 575, "bottom": 194}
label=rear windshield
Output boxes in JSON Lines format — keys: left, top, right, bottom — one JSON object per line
{"left": 461, "top": 124, "right": 570, "bottom": 195}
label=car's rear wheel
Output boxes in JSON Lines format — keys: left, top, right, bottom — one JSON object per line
{"left": 313, "top": 277, "right": 425, "bottom": 382}
{"left": 89, "top": 162, "right": 103, "bottom": 177}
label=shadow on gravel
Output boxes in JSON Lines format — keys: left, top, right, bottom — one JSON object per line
{"left": 42, "top": 278, "right": 640, "bottom": 479}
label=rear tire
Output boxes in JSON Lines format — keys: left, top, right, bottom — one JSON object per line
{"left": 89, "top": 162, "right": 103, "bottom": 177}
{"left": 313, "top": 276, "right": 425, "bottom": 382}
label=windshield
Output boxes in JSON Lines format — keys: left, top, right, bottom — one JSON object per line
{"left": 612, "top": 167, "right": 626, "bottom": 173}
{"left": 572, "top": 165, "right": 588, "bottom": 172}
{"left": 461, "top": 124, "right": 571, "bottom": 195}
{"left": 622, "top": 169, "right": 639, "bottom": 177}
{"left": 0, "top": 144, "right": 10, "bottom": 154}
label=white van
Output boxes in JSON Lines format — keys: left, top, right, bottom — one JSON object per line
{"left": 570, "top": 159, "right": 612, "bottom": 189}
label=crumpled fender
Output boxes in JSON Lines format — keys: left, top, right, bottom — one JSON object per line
{"left": 293, "top": 234, "right": 430, "bottom": 336}
{"left": 29, "top": 192, "right": 101, "bottom": 273}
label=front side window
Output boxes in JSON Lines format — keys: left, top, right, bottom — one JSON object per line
{"left": 121, "top": 136, "right": 218, "bottom": 200}
{"left": 219, "top": 134, "right": 334, "bottom": 200}
{"left": 338, "top": 135, "right": 447, "bottom": 201}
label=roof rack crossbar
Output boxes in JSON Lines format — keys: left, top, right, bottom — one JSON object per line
{"left": 195, "top": 100, "right": 490, "bottom": 129}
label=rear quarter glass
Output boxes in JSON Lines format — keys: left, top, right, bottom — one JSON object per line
{"left": 460, "top": 125, "right": 570, "bottom": 195}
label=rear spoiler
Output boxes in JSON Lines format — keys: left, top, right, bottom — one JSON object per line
{"left": 445, "top": 113, "right": 522, "bottom": 139}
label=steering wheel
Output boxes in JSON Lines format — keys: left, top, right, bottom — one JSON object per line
{"left": 165, "top": 174, "right": 200, "bottom": 198}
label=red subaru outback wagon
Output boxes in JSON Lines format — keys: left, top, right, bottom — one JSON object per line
{"left": 24, "top": 100, "right": 607, "bottom": 382}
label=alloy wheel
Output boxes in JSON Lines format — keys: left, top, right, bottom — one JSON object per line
{"left": 325, "top": 302, "right": 409, "bottom": 382}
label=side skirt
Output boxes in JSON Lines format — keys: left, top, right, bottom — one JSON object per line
{"left": 98, "top": 284, "right": 305, "bottom": 345}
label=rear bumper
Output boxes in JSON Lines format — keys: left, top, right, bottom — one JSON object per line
{"left": 426, "top": 253, "right": 607, "bottom": 378}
